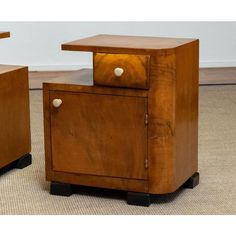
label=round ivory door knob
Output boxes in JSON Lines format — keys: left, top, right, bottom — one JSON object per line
{"left": 52, "top": 99, "right": 62, "bottom": 108}
{"left": 114, "top": 67, "right": 124, "bottom": 77}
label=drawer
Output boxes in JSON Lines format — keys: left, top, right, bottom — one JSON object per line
{"left": 93, "top": 53, "right": 150, "bottom": 89}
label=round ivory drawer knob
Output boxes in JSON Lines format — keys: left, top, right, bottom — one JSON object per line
{"left": 114, "top": 67, "right": 124, "bottom": 77}
{"left": 52, "top": 99, "right": 62, "bottom": 108}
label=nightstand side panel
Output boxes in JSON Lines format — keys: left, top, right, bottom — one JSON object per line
{"left": 148, "top": 53, "right": 177, "bottom": 194}
{"left": 174, "top": 41, "right": 199, "bottom": 189}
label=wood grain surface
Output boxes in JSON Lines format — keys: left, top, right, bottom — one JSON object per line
{"left": 147, "top": 53, "right": 177, "bottom": 193}
{"left": 175, "top": 40, "right": 199, "bottom": 190}
{"left": 0, "top": 66, "right": 31, "bottom": 168}
{"left": 0, "top": 31, "right": 10, "bottom": 39}
{"left": 43, "top": 69, "right": 148, "bottom": 98}
{"left": 49, "top": 91, "right": 148, "bottom": 179}
{"left": 94, "top": 53, "right": 150, "bottom": 89}
{"left": 62, "top": 34, "right": 196, "bottom": 54}
{"left": 50, "top": 171, "right": 148, "bottom": 192}
{"left": 200, "top": 67, "right": 236, "bottom": 85}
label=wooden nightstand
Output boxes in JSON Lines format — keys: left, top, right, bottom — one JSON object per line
{"left": 0, "top": 32, "right": 32, "bottom": 173}
{"left": 43, "top": 35, "right": 199, "bottom": 206}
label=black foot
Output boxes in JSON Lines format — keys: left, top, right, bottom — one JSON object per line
{"left": 183, "top": 172, "right": 200, "bottom": 189}
{"left": 0, "top": 163, "right": 14, "bottom": 176}
{"left": 14, "top": 153, "right": 32, "bottom": 169}
{"left": 127, "top": 192, "right": 151, "bottom": 207}
{"left": 50, "top": 182, "right": 73, "bottom": 197}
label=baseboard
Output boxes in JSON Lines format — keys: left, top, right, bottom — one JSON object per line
{"left": 28, "top": 61, "right": 236, "bottom": 71}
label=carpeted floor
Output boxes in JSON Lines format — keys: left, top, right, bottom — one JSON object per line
{"left": 0, "top": 86, "right": 236, "bottom": 215}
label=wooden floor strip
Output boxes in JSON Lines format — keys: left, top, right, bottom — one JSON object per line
{"left": 199, "top": 67, "right": 236, "bottom": 85}
{"left": 29, "top": 67, "right": 236, "bottom": 90}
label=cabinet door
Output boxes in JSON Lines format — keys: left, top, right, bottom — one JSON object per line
{"left": 50, "top": 91, "right": 148, "bottom": 180}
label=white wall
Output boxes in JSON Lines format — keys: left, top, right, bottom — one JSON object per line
{"left": 0, "top": 22, "right": 235, "bottom": 71}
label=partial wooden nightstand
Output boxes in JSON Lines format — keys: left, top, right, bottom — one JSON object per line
{"left": 0, "top": 32, "right": 32, "bottom": 173}
{"left": 43, "top": 35, "right": 199, "bottom": 206}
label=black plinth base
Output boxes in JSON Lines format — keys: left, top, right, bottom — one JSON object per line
{"left": 0, "top": 153, "right": 32, "bottom": 176}
{"left": 127, "top": 192, "right": 151, "bottom": 207}
{"left": 183, "top": 172, "right": 200, "bottom": 189}
{"left": 50, "top": 182, "right": 73, "bottom": 197}
{"left": 13, "top": 153, "right": 32, "bottom": 169}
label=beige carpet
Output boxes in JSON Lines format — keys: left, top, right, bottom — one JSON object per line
{"left": 0, "top": 86, "right": 236, "bottom": 215}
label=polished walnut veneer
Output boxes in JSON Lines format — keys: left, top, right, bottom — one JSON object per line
{"left": 94, "top": 53, "right": 150, "bottom": 89}
{"left": 0, "top": 32, "right": 31, "bottom": 172}
{"left": 44, "top": 35, "right": 199, "bottom": 206}
{"left": 0, "top": 31, "right": 10, "bottom": 39}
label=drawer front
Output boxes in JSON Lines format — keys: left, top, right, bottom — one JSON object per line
{"left": 94, "top": 53, "right": 150, "bottom": 89}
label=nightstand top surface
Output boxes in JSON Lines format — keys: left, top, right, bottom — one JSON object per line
{"left": 0, "top": 31, "right": 10, "bottom": 39}
{"left": 62, "top": 34, "right": 197, "bottom": 54}
{"left": 0, "top": 64, "right": 26, "bottom": 74}
{"left": 43, "top": 69, "right": 148, "bottom": 98}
